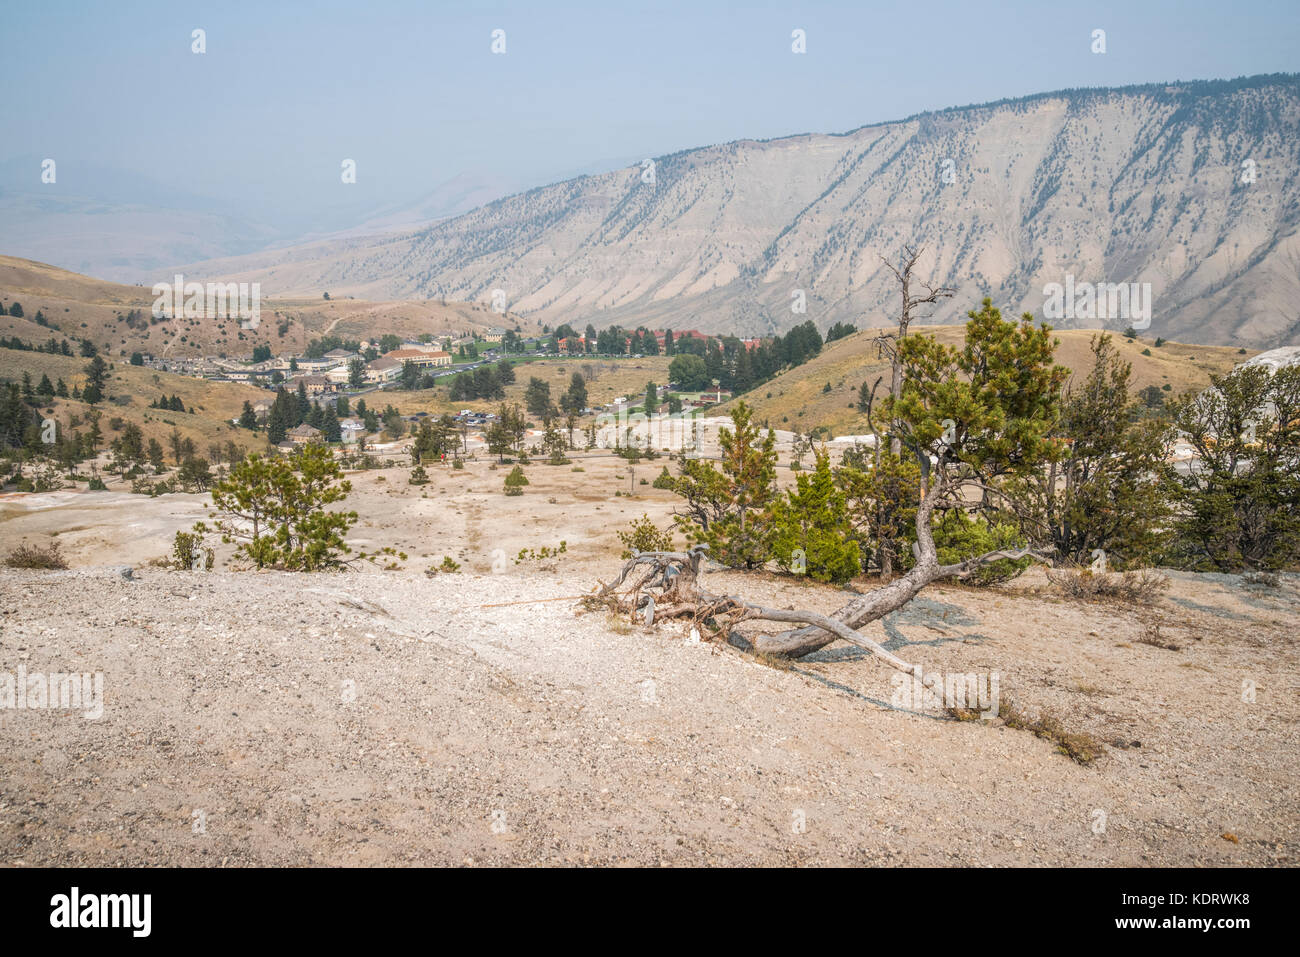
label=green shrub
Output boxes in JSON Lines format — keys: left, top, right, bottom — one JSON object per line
{"left": 504, "top": 465, "right": 528, "bottom": 495}
{"left": 932, "top": 510, "right": 1032, "bottom": 586}
{"left": 514, "top": 542, "right": 567, "bottom": 564}
{"left": 171, "top": 525, "right": 214, "bottom": 570}
{"left": 4, "top": 540, "right": 67, "bottom": 569}
{"left": 617, "top": 514, "right": 673, "bottom": 559}
{"left": 770, "top": 450, "right": 859, "bottom": 583}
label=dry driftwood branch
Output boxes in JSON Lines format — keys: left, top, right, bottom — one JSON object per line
{"left": 741, "top": 479, "right": 1050, "bottom": 658}
{"left": 592, "top": 477, "right": 1052, "bottom": 670}
{"left": 592, "top": 545, "right": 927, "bottom": 678}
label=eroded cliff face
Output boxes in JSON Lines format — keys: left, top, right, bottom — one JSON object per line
{"left": 190, "top": 76, "right": 1300, "bottom": 348}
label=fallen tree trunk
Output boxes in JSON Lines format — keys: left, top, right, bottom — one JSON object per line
{"left": 592, "top": 545, "right": 926, "bottom": 677}
{"left": 741, "top": 478, "right": 1049, "bottom": 658}
{"left": 592, "top": 476, "right": 1051, "bottom": 672}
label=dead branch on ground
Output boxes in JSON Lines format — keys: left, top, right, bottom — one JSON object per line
{"left": 590, "top": 481, "right": 1052, "bottom": 677}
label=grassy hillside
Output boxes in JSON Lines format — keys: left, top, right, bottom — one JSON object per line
{"left": 0, "top": 255, "right": 538, "bottom": 363}
{"left": 0, "top": 348, "right": 270, "bottom": 457}
{"left": 723, "top": 325, "right": 1252, "bottom": 436}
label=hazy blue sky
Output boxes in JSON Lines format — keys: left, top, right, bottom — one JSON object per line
{"left": 2, "top": 0, "right": 1298, "bottom": 232}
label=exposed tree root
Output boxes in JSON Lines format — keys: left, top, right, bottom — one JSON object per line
{"left": 589, "top": 545, "right": 926, "bottom": 677}
{"left": 590, "top": 478, "right": 1052, "bottom": 678}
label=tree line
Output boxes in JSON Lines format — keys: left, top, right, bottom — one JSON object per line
{"left": 652, "top": 302, "right": 1299, "bottom": 585}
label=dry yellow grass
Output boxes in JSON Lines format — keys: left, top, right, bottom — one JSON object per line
{"left": 0, "top": 348, "right": 269, "bottom": 455}
{"left": 0, "top": 255, "right": 539, "bottom": 362}
{"left": 723, "top": 325, "right": 1250, "bottom": 436}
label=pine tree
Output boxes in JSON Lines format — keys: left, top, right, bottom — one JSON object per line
{"left": 733, "top": 345, "right": 754, "bottom": 394}
{"left": 267, "top": 389, "right": 291, "bottom": 444}
{"left": 1167, "top": 363, "right": 1300, "bottom": 569}
{"left": 295, "top": 382, "right": 310, "bottom": 425}
{"left": 771, "top": 448, "right": 860, "bottom": 583}
{"left": 524, "top": 377, "right": 552, "bottom": 419}
{"left": 691, "top": 401, "right": 778, "bottom": 568}
{"left": 1012, "top": 334, "right": 1171, "bottom": 567}
{"left": 322, "top": 404, "right": 342, "bottom": 442}
{"left": 561, "top": 372, "right": 587, "bottom": 413}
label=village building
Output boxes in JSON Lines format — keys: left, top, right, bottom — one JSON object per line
{"left": 293, "top": 357, "right": 331, "bottom": 373}
{"left": 325, "top": 364, "right": 357, "bottom": 385}
{"left": 382, "top": 348, "right": 452, "bottom": 368}
{"left": 398, "top": 340, "right": 447, "bottom": 353}
{"left": 286, "top": 374, "right": 335, "bottom": 396}
{"left": 365, "top": 357, "right": 403, "bottom": 383}
{"left": 287, "top": 423, "right": 323, "bottom": 445}
{"left": 339, "top": 417, "right": 368, "bottom": 444}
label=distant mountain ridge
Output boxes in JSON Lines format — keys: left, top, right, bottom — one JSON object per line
{"left": 175, "top": 74, "right": 1300, "bottom": 348}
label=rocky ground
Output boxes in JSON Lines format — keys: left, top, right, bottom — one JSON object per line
{"left": 1, "top": 555, "right": 1296, "bottom": 866}
{"left": 2, "top": 454, "right": 1298, "bottom": 866}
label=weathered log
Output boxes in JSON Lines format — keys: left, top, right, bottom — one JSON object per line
{"left": 738, "top": 479, "right": 1051, "bottom": 658}
{"left": 591, "top": 545, "right": 928, "bottom": 676}
{"left": 591, "top": 480, "right": 1050, "bottom": 672}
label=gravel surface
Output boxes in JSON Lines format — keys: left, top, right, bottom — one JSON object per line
{"left": 2, "top": 563, "right": 1296, "bottom": 866}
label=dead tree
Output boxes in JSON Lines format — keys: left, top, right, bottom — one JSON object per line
{"left": 870, "top": 246, "right": 953, "bottom": 578}
{"left": 593, "top": 297, "right": 1059, "bottom": 679}
{"left": 863, "top": 244, "right": 956, "bottom": 574}
{"left": 875, "top": 245, "right": 954, "bottom": 447}
{"left": 594, "top": 468, "right": 1049, "bottom": 673}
